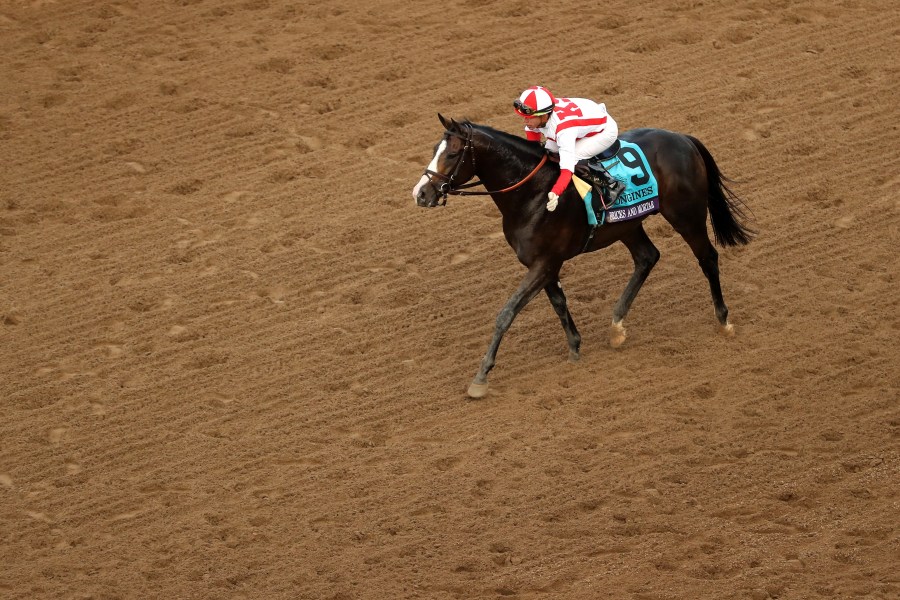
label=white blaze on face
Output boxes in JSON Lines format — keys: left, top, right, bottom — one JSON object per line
{"left": 412, "top": 139, "right": 447, "bottom": 202}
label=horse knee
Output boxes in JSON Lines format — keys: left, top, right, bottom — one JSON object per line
{"left": 495, "top": 307, "right": 515, "bottom": 331}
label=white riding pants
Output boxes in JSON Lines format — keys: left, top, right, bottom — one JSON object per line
{"left": 572, "top": 114, "right": 619, "bottom": 160}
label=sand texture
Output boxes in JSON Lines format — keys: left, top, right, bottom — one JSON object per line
{"left": 1, "top": 1, "right": 898, "bottom": 598}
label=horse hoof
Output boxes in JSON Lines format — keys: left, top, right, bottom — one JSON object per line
{"left": 610, "top": 321, "right": 627, "bottom": 348}
{"left": 568, "top": 351, "right": 581, "bottom": 363}
{"left": 467, "top": 382, "right": 489, "bottom": 399}
{"left": 719, "top": 322, "right": 735, "bottom": 337}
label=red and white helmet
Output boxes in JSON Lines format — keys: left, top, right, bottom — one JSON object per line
{"left": 513, "top": 86, "right": 556, "bottom": 117}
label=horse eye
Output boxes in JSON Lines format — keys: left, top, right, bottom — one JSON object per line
{"left": 445, "top": 152, "right": 459, "bottom": 159}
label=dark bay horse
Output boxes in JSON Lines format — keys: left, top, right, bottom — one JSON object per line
{"left": 413, "top": 114, "right": 754, "bottom": 398}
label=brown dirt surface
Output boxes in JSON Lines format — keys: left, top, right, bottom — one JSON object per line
{"left": 1, "top": 1, "right": 898, "bottom": 599}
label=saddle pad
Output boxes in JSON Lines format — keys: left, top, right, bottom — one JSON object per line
{"left": 596, "top": 140, "right": 660, "bottom": 223}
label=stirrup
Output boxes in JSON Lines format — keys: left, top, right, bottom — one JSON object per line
{"left": 607, "top": 181, "right": 624, "bottom": 203}
{"left": 595, "top": 170, "right": 623, "bottom": 202}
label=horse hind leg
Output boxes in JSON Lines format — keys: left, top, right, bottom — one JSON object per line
{"left": 674, "top": 221, "right": 734, "bottom": 336}
{"left": 545, "top": 280, "right": 581, "bottom": 362}
{"left": 610, "top": 226, "right": 660, "bottom": 348}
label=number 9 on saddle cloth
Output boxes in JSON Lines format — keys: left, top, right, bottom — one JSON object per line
{"left": 573, "top": 139, "right": 662, "bottom": 228}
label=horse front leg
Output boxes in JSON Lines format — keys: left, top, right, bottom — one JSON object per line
{"left": 468, "top": 263, "right": 557, "bottom": 399}
{"left": 545, "top": 280, "right": 581, "bottom": 362}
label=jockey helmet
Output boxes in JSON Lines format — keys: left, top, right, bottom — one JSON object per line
{"left": 513, "top": 86, "right": 556, "bottom": 117}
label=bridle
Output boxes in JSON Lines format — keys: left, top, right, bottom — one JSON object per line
{"left": 423, "top": 123, "right": 548, "bottom": 204}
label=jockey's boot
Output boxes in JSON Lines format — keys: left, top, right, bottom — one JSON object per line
{"left": 594, "top": 167, "right": 625, "bottom": 204}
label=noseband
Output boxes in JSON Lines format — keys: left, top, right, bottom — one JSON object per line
{"left": 423, "top": 124, "right": 548, "bottom": 204}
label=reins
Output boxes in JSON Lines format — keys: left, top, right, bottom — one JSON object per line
{"left": 451, "top": 154, "right": 548, "bottom": 197}
{"left": 424, "top": 125, "right": 548, "bottom": 203}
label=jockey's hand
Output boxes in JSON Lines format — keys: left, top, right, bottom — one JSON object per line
{"left": 546, "top": 192, "right": 559, "bottom": 212}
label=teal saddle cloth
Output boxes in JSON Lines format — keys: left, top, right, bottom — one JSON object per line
{"left": 582, "top": 140, "right": 660, "bottom": 226}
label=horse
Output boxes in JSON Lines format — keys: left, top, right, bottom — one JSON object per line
{"left": 412, "top": 114, "right": 754, "bottom": 399}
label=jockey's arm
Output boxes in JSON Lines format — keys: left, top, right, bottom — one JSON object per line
{"left": 550, "top": 132, "right": 578, "bottom": 196}
{"left": 525, "top": 128, "right": 561, "bottom": 165}
{"left": 550, "top": 169, "right": 574, "bottom": 196}
{"left": 543, "top": 137, "right": 561, "bottom": 163}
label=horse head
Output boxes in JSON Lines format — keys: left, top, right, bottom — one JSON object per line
{"left": 412, "top": 114, "right": 479, "bottom": 207}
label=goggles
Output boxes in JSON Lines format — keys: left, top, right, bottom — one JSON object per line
{"left": 513, "top": 99, "right": 552, "bottom": 117}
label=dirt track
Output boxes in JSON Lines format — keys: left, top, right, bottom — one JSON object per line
{"left": 1, "top": 1, "right": 898, "bottom": 599}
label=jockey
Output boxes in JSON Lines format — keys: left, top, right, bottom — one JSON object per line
{"left": 514, "top": 85, "right": 625, "bottom": 211}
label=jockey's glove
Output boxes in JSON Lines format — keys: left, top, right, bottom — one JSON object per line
{"left": 546, "top": 192, "right": 559, "bottom": 212}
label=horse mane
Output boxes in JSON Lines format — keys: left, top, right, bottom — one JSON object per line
{"left": 461, "top": 120, "right": 546, "bottom": 164}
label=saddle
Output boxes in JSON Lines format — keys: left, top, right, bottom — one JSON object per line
{"left": 574, "top": 139, "right": 622, "bottom": 211}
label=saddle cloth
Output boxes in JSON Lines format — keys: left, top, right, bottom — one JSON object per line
{"left": 572, "top": 140, "right": 660, "bottom": 226}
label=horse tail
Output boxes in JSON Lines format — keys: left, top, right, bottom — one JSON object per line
{"left": 686, "top": 135, "right": 755, "bottom": 246}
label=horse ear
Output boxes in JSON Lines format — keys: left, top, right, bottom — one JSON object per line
{"left": 438, "top": 113, "right": 452, "bottom": 130}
